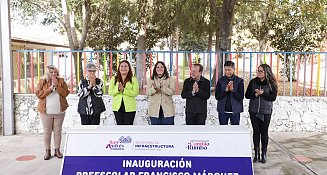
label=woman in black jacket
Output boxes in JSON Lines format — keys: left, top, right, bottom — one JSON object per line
{"left": 245, "top": 64, "right": 277, "bottom": 164}
{"left": 77, "top": 63, "right": 106, "bottom": 125}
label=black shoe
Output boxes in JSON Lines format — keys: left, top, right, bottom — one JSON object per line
{"left": 261, "top": 148, "right": 267, "bottom": 163}
{"left": 253, "top": 147, "right": 260, "bottom": 163}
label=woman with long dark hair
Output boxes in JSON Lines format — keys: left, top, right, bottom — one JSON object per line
{"left": 245, "top": 64, "right": 278, "bottom": 164}
{"left": 146, "top": 61, "right": 175, "bottom": 125}
{"left": 109, "top": 60, "right": 139, "bottom": 125}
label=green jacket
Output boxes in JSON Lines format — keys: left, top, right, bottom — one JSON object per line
{"left": 109, "top": 77, "right": 139, "bottom": 112}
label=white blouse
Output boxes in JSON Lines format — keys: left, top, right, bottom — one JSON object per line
{"left": 46, "top": 91, "right": 61, "bottom": 114}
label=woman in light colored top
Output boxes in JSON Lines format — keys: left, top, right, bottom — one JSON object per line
{"left": 109, "top": 60, "right": 139, "bottom": 125}
{"left": 36, "top": 65, "right": 69, "bottom": 160}
{"left": 77, "top": 63, "right": 106, "bottom": 125}
{"left": 146, "top": 61, "right": 175, "bottom": 125}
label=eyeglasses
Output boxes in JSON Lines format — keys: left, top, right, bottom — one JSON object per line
{"left": 257, "top": 70, "right": 264, "bottom": 73}
{"left": 87, "top": 70, "right": 96, "bottom": 73}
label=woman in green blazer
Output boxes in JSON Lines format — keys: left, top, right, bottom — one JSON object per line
{"left": 109, "top": 60, "right": 139, "bottom": 125}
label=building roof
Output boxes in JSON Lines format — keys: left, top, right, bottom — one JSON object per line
{"left": 11, "top": 23, "right": 70, "bottom": 49}
{"left": 11, "top": 37, "right": 70, "bottom": 48}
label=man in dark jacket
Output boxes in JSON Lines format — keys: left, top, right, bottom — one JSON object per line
{"left": 215, "top": 61, "right": 244, "bottom": 125}
{"left": 181, "top": 64, "right": 210, "bottom": 125}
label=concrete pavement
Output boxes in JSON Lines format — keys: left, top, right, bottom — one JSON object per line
{"left": 0, "top": 132, "right": 326, "bottom": 175}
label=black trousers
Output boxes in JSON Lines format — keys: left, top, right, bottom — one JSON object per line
{"left": 249, "top": 112, "right": 271, "bottom": 149}
{"left": 114, "top": 101, "right": 136, "bottom": 125}
{"left": 80, "top": 114, "right": 101, "bottom": 125}
{"left": 185, "top": 112, "right": 207, "bottom": 125}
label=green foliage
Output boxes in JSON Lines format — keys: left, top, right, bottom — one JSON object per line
{"left": 12, "top": 0, "right": 325, "bottom": 54}
{"left": 269, "top": 0, "right": 327, "bottom": 52}
{"left": 175, "top": 0, "right": 210, "bottom": 38}
{"left": 234, "top": 0, "right": 327, "bottom": 52}
{"left": 234, "top": 0, "right": 327, "bottom": 81}
{"left": 11, "top": 0, "right": 59, "bottom": 26}
{"left": 86, "top": 0, "right": 137, "bottom": 50}
{"left": 234, "top": 0, "right": 279, "bottom": 51}
{"left": 145, "top": 0, "right": 177, "bottom": 49}
{"left": 180, "top": 33, "right": 207, "bottom": 51}
{"left": 269, "top": 0, "right": 327, "bottom": 81}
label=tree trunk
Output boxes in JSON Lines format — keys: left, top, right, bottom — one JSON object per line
{"left": 77, "top": 0, "right": 91, "bottom": 85}
{"left": 61, "top": 0, "right": 90, "bottom": 88}
{"left": 258, "top": 38, "right": 268, "bottom": 64}
{"left": 137, "top": 35, "right": 146, "bottom": 90}
{"left": 209, "top": 0, "right": 220, "bottom": 87}
{"left": 175, "top": 27, "right": 179, "bottom": 51}
{"left": 218, "top": 0, "right": 239, "bottom": 78}
{"left": 207, "top": 0, "right": 217, "bottom": 72}
{"left": 136, "top": 0, "right": 148, "bottom": 90}
{"left": 72, "top": 52, "right": 84, "bottom": 92}
{"left": 210, "top": 29, "right": 221, "bottom": 87}
{"left": 206, "top": 30, "right": 213, "bottom": 71}
{"left": 284, "top": 54, "right": 296, "bottom": 82}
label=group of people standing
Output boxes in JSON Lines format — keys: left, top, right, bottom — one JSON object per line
{"left": 36, "top": 60, "right": 277, "bottom": 164}
{"left": 216, "top": 61, "right": 278, "bottom": 164}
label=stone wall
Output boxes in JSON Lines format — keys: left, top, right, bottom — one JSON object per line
{"left": 14, "top": 94, "right": 327, "bottom": 134}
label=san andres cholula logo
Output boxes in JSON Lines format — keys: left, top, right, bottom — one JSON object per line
{"left": 187, "top": 140, "right": 210, "bottom": 150}
{"left": 106, "top": 136, "right": 132, "bottom": 150}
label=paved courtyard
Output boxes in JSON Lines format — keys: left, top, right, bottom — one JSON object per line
{"left": 0, "top": 132, "right": 326, "bottom": 175}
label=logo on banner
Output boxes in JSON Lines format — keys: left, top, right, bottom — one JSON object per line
{"left": 134, "top": 140, "right": 174, "bottom": 151}
{"left": 187, "top": 140, "right": 210, "bottom": 150}
{"left": 105, "top": 136, "right": 132, "bottom": 150}
{"left": 119, "top": 136, "right": 132, "bottom": 143}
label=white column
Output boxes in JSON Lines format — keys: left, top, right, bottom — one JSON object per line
{"left": 0, "top": 0, "right": 14, "bottom": 135}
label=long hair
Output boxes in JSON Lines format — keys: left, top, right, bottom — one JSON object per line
{"left": 43, "top": 65, "right": 59, "bottom": 82}
{"left": 259, "top": 64, "right": 278, "bottom": 91}
{"left": 115, "top": 60, "right": 133, "bottom": 85}
{"left": 151, "top": 61, "right": 169, "bottom": 80}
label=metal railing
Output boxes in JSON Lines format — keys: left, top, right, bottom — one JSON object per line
{"left": 11, "top": 50, "right": 327, "bottom": 96}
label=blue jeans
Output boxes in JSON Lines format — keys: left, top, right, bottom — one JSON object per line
{"left": 150, "top": 106, "right": 174, "bottom": 125}
{"left": 218, "top": 112, "right": 240, "bottom": 125}
{"left": 150, "top": 116, "right": 174, "bottom": 125}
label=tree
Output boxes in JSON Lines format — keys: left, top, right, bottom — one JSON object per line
{"left": 234, "top": 0, "right": 326, "bottom": 81}
{"left": 11, "top": 0, "right": 91, "bottom": 88}
{"left": 173, "top": 0, "right": 238, "bottom": 85}
{"left": 269, "top": 0, "right": 327, "bottom": 81}
{"left": 86, "top": 0, "right": 136, "bottom": 50}
{"left": 179, "top": 33, "right": 208, "bottom": 68}
{"left": 180, "top": 33, "right": 208, "bottom": 51}
{"left": 132, "top": 0, "right": 178, "bottom": 88}
{"left": 208, "top": 0, "right": 238, "bottom": 86}
{"left": 217, "top": 0, "right": 239, "bottom": 77}
{"left": 175, "top": 0, "right": 211, "bottom": 69}
{"left": 234, "top": 0, "right": 277, "bottom": 62}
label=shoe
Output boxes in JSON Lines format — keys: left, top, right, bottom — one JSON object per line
{"left": 44, "top": 149, "right": 51, "bottom": 160}
{"left": 54, "top": 148, "right": 63, "bottom": 159}
{"left": 253, "top": 147, "right": 260, "bottom": 163}
{"left": 261, "top": 148, "right": 267, "bottom": 163}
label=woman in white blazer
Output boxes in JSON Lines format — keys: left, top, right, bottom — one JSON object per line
{"left": 146, "top": 61, "right": 175, "bottom": 125}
